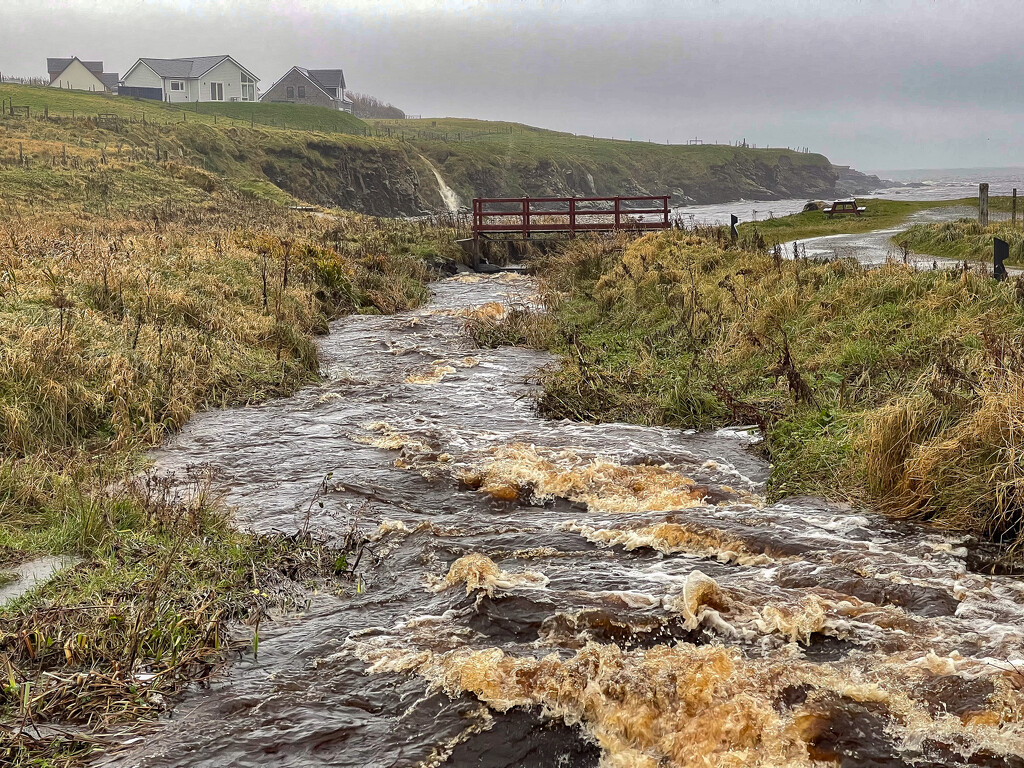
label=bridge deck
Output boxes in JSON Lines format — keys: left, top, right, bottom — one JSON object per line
{"left": 472, "top": 196, "right": 671, "bottom": 239}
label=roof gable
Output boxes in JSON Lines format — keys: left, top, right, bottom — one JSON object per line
{"left": 48, "top": 57, "right": 114, "bottom": 90}
{"left": 48, "top": 57, "right": 104, "bottom": 75}
{"left": 307, "top": 69, "right": 346, "bottom": 90}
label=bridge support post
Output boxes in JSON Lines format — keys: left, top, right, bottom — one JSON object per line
{"left": 457, "top": 237, "right": 481, "bottom": 270}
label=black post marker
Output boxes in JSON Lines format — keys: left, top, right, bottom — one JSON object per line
{"left": 730, "top": 214, "right": 739, "bottom": 242}
{"left": 994, "top": 237, "right": 1009, "bottom": 282}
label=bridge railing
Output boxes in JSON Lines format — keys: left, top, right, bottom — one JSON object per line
{"left": 472, "top": 196, "right": 670, "bottom": 237}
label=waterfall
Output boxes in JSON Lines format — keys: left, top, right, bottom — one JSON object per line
{"left": 420, "top": 155, "right": 462, "bottom": 213}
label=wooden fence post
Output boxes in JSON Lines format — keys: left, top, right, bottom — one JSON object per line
{"left": 1014, "top": 188, "right": 1018, "bottom": 227}
{"left": 979, "top": 183, "right": 989, "bottom": 227}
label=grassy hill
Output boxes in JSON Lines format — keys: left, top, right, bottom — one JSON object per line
{"left": 1, "top": 84, "right": 367, "bottom": 134}
{"left": 0, "top": 84, "right": 441, "bottom": 215}
{"left": 369, "top": 117, "right": 837, "bottom": 205}
{"left": 0, "top": 84, "right": 840, "bottom": 217}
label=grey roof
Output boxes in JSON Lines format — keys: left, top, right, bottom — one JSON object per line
{"left": 47, "top": 57, "right": 104, "bottom": 75}
{"left": 98, "top": 73, "right": 120, "bottom": 90}
{"left": 136, "top": 56, "right": 255, "bottom": 80}
{"left": 306, "top": 68, "right": 346, "bottom": 91}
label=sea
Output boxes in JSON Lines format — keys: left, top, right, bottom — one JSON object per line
{"left": 671, "top": 166, "right": 1024, "bottom": 226}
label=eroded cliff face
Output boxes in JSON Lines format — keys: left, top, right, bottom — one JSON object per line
{"left": 179, "top": 127, "right": 837, "bottom": 215}
{"left": 424, "top": 144, "right": 839, "bottom": 208}
{"left": 260, "top": 140, "right": 445, "bottom": 216}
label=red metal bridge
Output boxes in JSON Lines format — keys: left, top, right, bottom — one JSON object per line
{"left": 472, "top": 195, "right": 671, "bottom": 240}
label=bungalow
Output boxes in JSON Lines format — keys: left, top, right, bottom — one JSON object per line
{"left": 47, "top": 57, "right": 119, "bottom": 93}
{"left": 261, "top": 67, "right": 353, "bottom": 112}
{"left": 120, "top": 55, "right": 259, "bottom": 103}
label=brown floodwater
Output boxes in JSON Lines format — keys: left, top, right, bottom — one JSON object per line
{"left": 105, "top": 270, "right": 1024, "bottom": 768}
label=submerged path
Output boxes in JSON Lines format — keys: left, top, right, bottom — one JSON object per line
{"left": 788, "top": 205, "right": 983, "bottom": 265}
{"left": 106, "top": 265, "right": 1024, "bottom": 766}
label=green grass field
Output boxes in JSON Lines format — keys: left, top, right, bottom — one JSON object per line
{"left": 186, "top": 100, "right": 365, "bottom": 134}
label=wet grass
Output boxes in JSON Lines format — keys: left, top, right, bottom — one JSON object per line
{"left": 0, "top": 194, "right": 463, "bottom": 762}
{"left": 897, "top": 217, "right": 1024, "bottom": 266}
{"left": 476, "top": 231, "right": 1024, "bottom": 559}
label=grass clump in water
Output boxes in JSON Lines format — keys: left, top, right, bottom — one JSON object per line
{"left": 479, "top": 230, "right": 1024, "bottom": 558}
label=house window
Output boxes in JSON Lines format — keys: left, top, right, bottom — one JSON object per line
{"left": 286, "top": 86, "right": 294, "bottom": 98}
{"left": 241, "top": 72, "right": 256, "bottom": 102}
{"left": 297, "top": 85, "right": 305, "bottom": 98}
{"left": 210, "top": 82, "right": 224, "bottom": 101}
{"left": 169, "top": 80, "right": 185, "bottom": 91}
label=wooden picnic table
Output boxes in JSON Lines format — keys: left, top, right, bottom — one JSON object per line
{"left": 824, "top": 200, "right": 867, "bottom": 218}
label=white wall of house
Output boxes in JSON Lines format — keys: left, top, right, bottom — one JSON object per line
{"left": 198, "top": 59, "right": 251, "bottom": 102}
{"left": 164, "top": 77, "right": 193, "bottom": 103}
{"left": 49, "top": 59, "right": 106, "bottom": 92}
{"left": 122, "top": 62, "right": 163, "bottom": 91}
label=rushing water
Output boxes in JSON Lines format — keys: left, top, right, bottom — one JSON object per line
{"left": 106, "top": 246, "right": 1024, "bottom": 766}
{"left": 420, "top": 155, "right": 463, "bottom": 214}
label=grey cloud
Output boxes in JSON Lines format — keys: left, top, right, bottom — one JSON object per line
{"left": 4, "top": 0, "right": 1024, "bottom": 168}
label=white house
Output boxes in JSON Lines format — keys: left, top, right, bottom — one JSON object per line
{"left": 120, "top": 56, "right": 259, "bottom": 103}
{"left": 47, "top": 57, "right": 119, "bottom": 93}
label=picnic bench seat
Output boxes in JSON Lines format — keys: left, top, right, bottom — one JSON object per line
{"left": 824, "top": 200, "right": 867, "bottom": 218}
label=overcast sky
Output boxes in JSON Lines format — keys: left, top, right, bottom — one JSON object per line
{"left": 4, "top": 0, "right": 1024, "bottom": 170}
